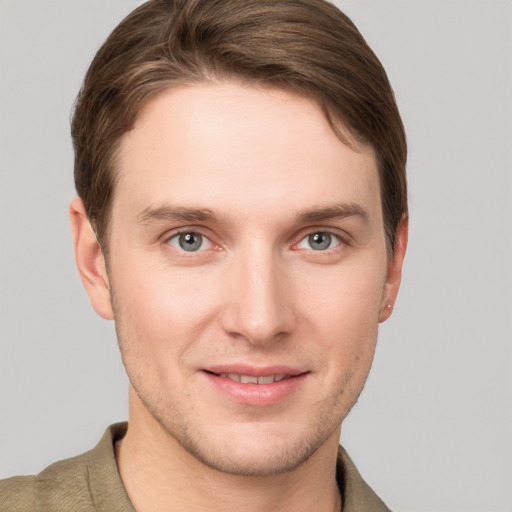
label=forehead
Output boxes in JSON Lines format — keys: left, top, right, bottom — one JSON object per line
{"left": 114, "top": 82, "right": 381, "bottom": 226}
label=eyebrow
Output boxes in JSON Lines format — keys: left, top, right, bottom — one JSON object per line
{"left": 294, "top": 202, "right": 369, "bottom": 225}
{"left": 136, "top": 201, "right": 368, "bottom": 226}
{"left": 136, "top": 205, "right": 218, "bottom": 225}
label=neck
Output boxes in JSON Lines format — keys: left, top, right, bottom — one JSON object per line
{"left": 115, "top": 396, "right": 342, "bottom": 512}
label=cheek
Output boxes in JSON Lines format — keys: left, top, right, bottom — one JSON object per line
{"left": 109, "top": 258, "right": 221, "bottom": 361}
{"left": 299, "top": 259, "right": 386, "bottom": 331}
{"left": 296, "top": 259, "right": 385, "bottom": 383}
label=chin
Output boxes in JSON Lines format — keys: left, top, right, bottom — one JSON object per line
{"left": 177, "top": 431, "right": 325, "bottom": 477}
{"left": 153, "top": 410, "right": 339, "bottom": 477}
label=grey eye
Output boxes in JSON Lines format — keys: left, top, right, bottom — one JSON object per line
{"left": 297, "top": 231, "right": 341, "bottom": 251}
{"left": 168, "top": 232, "right": 211, "bottom": 252}
{"left": 308, "top": 232, "right": 332, "bottom": 250}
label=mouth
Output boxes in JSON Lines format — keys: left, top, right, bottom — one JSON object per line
{"left": 202, "top": 367, "right": 308, "bottom": 405}
{"left": 207, "top": 371, "right": 292, "bottom": 384}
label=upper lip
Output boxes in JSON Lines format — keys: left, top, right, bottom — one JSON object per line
{"left": 203, "top": 364, "right": 307, "bottom": 377}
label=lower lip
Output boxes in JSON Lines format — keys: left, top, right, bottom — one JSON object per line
{"left": 202, "top": 372, "right": 308, "bottom": 406}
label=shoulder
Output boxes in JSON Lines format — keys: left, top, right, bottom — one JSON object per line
{"left": 0, "top": 423, "right": 129, "bottom": 512}
{"left": 0, "top": 451, "right": 94, "bottom": 512}
{"left": 337, "top": 445, "right": 392, "bottom": 512}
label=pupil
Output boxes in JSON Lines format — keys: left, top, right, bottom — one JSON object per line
{"left": 179, "top": 233, "right": 202, "bottom": 251}
{"left": 309, "top": 232, "right": 331, "bottom": 250}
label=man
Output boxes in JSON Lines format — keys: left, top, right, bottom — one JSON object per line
{"left": 1, "top": 0, "right": 407, "bottom": 510}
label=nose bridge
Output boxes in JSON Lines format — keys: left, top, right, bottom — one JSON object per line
{"left": 221, "top": 240, "right": 294, "bottom": 345}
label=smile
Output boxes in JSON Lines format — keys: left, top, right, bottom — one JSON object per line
{"left": 203, "top": 368, "right": 308, "bottom": 406}
{"left": 217, "top": 373, "right": 290, "bottom": 384}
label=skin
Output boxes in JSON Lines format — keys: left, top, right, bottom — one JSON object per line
{"left": 70, "top": 82, "right": 407, "bottom": 512}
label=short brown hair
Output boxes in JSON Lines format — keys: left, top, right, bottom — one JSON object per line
{"left": 72, "top": 0, "right": 407, "bottom": 250}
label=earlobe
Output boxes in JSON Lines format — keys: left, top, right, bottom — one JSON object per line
{"left": 379, "top": 215, "right": 408, "bottom": 323}
{"left": 69, "top": 197, "right": 114, "bottom": 320}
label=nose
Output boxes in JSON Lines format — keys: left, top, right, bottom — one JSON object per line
{"left": 220, "top": 246, "right": 296, "bottom": 346}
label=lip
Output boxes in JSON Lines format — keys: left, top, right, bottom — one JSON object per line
{"left": 201, "top": 364, "right": 309, "bottom": 406}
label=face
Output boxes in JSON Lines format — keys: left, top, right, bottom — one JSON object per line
{"left": 76, "top": 82, "right": 405, "bottom": 476}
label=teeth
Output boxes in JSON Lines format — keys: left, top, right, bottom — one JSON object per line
{"left": 257, "top": 375, "right": 275, "bottom": 384}
{"left": 240, "top": 375, "right": 258, "bottom": 384}
{"left": 218, "top": 373, "right": 289, "bottom": 384}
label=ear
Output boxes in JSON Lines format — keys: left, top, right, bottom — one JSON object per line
{"left": 69, "top": 197, "right": 114, "bottom": 320}
{"left": 379, "top": 216, "right": 408, "bottom": 323}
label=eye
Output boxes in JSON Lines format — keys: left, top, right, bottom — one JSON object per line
{"left": 167, "top": 232, "right": 212, "bottom": 252}
{"left": 297, "top": 231, "right": 341, "bottom": 251}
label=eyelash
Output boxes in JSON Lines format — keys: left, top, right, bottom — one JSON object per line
{"left": 164, "top": 228, "right": 348, "bottom": 254}
{"left": 165, "top": 230, "right": 214, "bottom": 253}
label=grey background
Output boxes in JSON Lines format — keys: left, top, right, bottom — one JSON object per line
{"left": 1, "top": 1, "right": 510, "bottom": 511}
